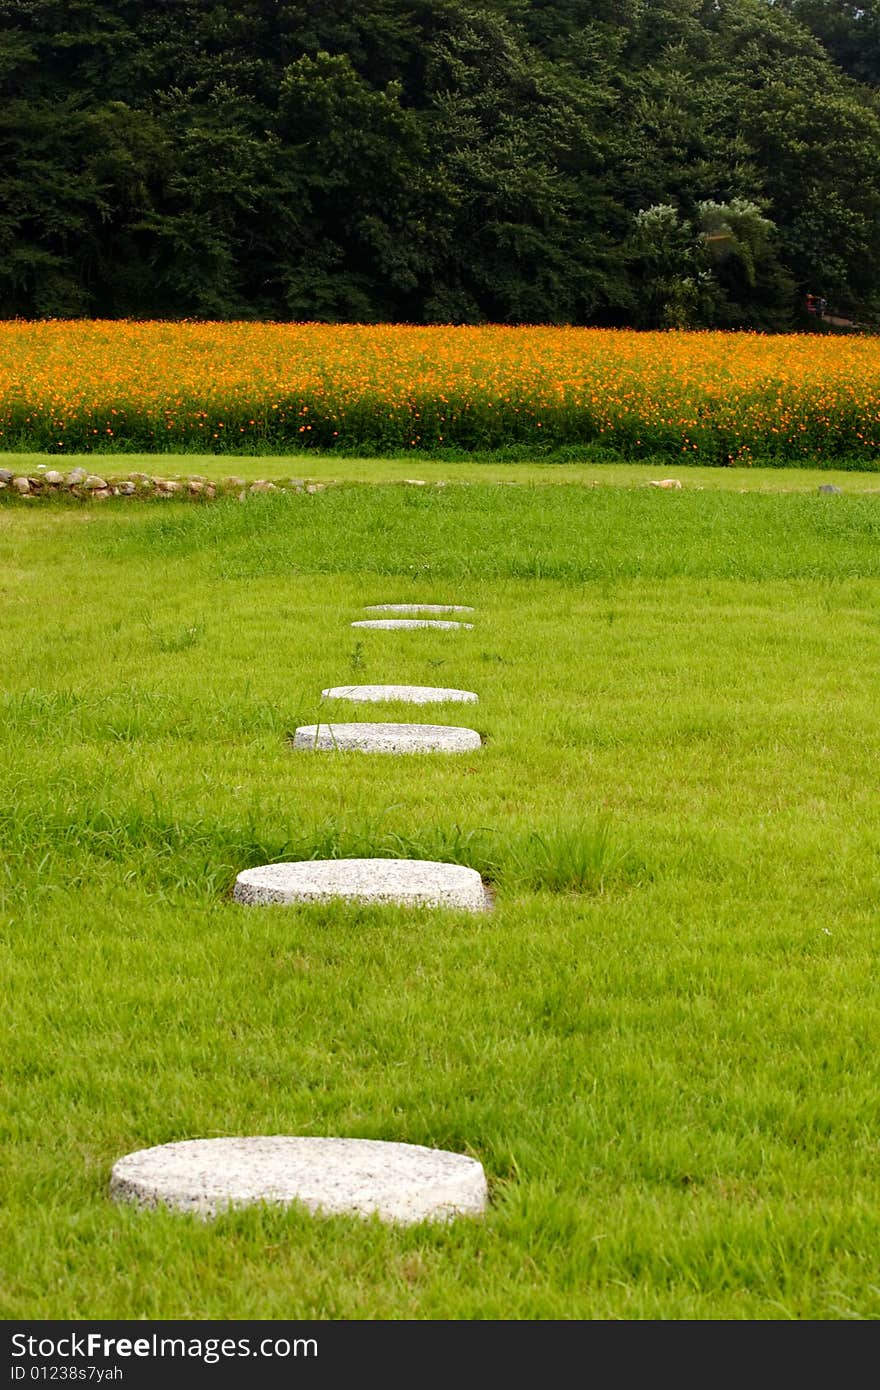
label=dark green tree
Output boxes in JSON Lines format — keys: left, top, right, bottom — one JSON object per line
{"left": 0, "top": 0, "right": 877, "bottom": 324}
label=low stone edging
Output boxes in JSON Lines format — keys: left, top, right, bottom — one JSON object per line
{"left": 0, "top": 466, "right": 329, "bottom": 500}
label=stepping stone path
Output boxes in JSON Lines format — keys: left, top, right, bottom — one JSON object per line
{"left": 365, "top": 604, "right": 474, "bottom": 614}
{"left": 322, "top": 684, "right": 478, "bottom": 704}
{"left": 234, "top": 858, "right": 489, "bottom": 910}
{"left": 108, "top": 582, "right": 495, "bottom": 1220}
{"left": 110, "top": 1136, "right": 488, "bottom": 1223}
{"left": 353, "top": 619, "right": 473, "bottom": 630}
{"left": 292, "top": 722, "right": 481, "bottom": 753}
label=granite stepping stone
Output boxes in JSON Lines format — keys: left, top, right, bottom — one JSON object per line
{"left": 352, "top": 619, "right": 473, "bottom": 630}
{"left": 233, "top": 858, "right": 489, "bottom": 911}
{"left": 292, "top": 722, "right": 480, "bottom": 752}
{"left": 365, "top": 604, "right": 474, "bottom": 614}
{"left": 110, "top": 1136, "right": 489, "bottom": 1223}
{"left": 322, "top": 684, "right": 478, "bottom": 705}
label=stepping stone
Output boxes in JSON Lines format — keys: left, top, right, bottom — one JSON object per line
{"left": 322, "top": 684, "right": 478, "bottom": 705}
{"left": 233, "top": 858, "right": 489, "bottom": 911}
{"left": 365, "top": 604, "right": 474, "bottom": 613}
{"left": 110, "top": 1136, "right": 489, "bottom": 1223}
{"left": 292, "top": 722, "right": 481, "bottom": 752}
{"left": 352, "top": 619, "right": 473, "bottom": 630}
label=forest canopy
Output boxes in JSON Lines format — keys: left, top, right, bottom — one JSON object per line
{"left": 0, "top": 0, "right": 877, "bottom": 328}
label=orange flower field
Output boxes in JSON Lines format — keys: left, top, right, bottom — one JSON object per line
{"left": 1, "top": 320, "right": 879, "bottom": 464}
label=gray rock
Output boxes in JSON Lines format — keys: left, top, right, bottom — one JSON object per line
{"left": 83, "top": 474, "right": 107, "bottom": 490}
{"left": 44, "top": 470, "right": 65, "bottom": 485}
{"left": 818, "top": 484, "right": 843, "bottom": 494}
{"left": 234, "top": 857, "right": 489, "bottom": 912}
{"left": 292, "top": 722, "right": 481, "bottom": 753}
{"left": 0, "top": 468, "right": 13, "bottom": 483}
{"left": 249, "top": 479, "right": 277, "bottom": 493}
{"left": 117, "top": 480, "right": 136, "bottom": 495}
{"left": 12, "top": 477, "right": 31, "bottom": 494}
{"left": 110, "top": 1136, "right": 489, "bottom": 1223}
{"left": 66, "top": 468, "right": 87, "bottom": 485}
{"left": 352, "top": 619, "right": 473, "bottom": 631}
{"left": 322, "top": 684, "right": 478, "bottom": 705}
{"left": 365, "top": 604, "right": 474, "bottom": 613}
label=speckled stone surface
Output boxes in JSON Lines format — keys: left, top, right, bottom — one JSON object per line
{"left": 351, "top": 619, "right": 473, "bottom": 631}
{"left": 364, "top": 604, "right": 474, "bottom": 614}
{"left": 292, "top": 722, "right": 481, "bottom": 752}
{"left": 233, "top": 857, "right": 490, "bottom": 911}
{"left": 321, "top": 684, "right": 478, "bottom": 705}
{"left": 110, "top": 1136, "right": 489, "bottom": 1223}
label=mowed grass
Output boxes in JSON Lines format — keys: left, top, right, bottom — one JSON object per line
{"left": 2, "top": 480, "right": 880, "bottom": 1320}
{"left": 8, "top": 449, "right": 880, "bottom": 490}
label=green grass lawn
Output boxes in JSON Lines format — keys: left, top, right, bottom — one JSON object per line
{"left": 2, "top": 477, "right": 880, "bottom": 1319}
{"left": 7, "top": 449, "right": 880, "bottom": 491}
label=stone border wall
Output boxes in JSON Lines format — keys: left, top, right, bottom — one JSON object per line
{"left": 0, "top": 467, "right": 329, "bottom": 500}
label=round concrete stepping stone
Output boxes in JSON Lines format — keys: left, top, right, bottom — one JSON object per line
{"left": 292, "top": 722, "right": 481, "bottom": 752}
{"left": 322, "top": 684, "right": 478, "bottom": 705}
{"left": 110, "top": 1136, "right": 488, "bottom": 1223}
{"left": 233, "top": 858, "right": 489, "bottom": 911}
{"left": 352, "top": 619, "right": 473, "bottom": 630}
{"left": 365, "top": 604, "right": 474, "bottom": 614}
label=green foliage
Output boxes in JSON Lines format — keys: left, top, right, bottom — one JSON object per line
{"left": 0, "top": 0, "right": 878, "bottom": 323}
{"left": 776, "top": 0, "right": 880, "bottom": 87}
{"left": 626, "top": 198, "right": 795, "bottom": 329}
{"left": 626, "top": 204, "right": 713, "bottom": 328}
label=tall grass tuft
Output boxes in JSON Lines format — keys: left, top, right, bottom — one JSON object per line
{"left": 501, "top": 819, "right": 645, "bottom": 894}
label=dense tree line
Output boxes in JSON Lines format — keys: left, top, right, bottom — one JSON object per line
{"left": 0, "top": 0, "right": 878, "bottom": 328}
